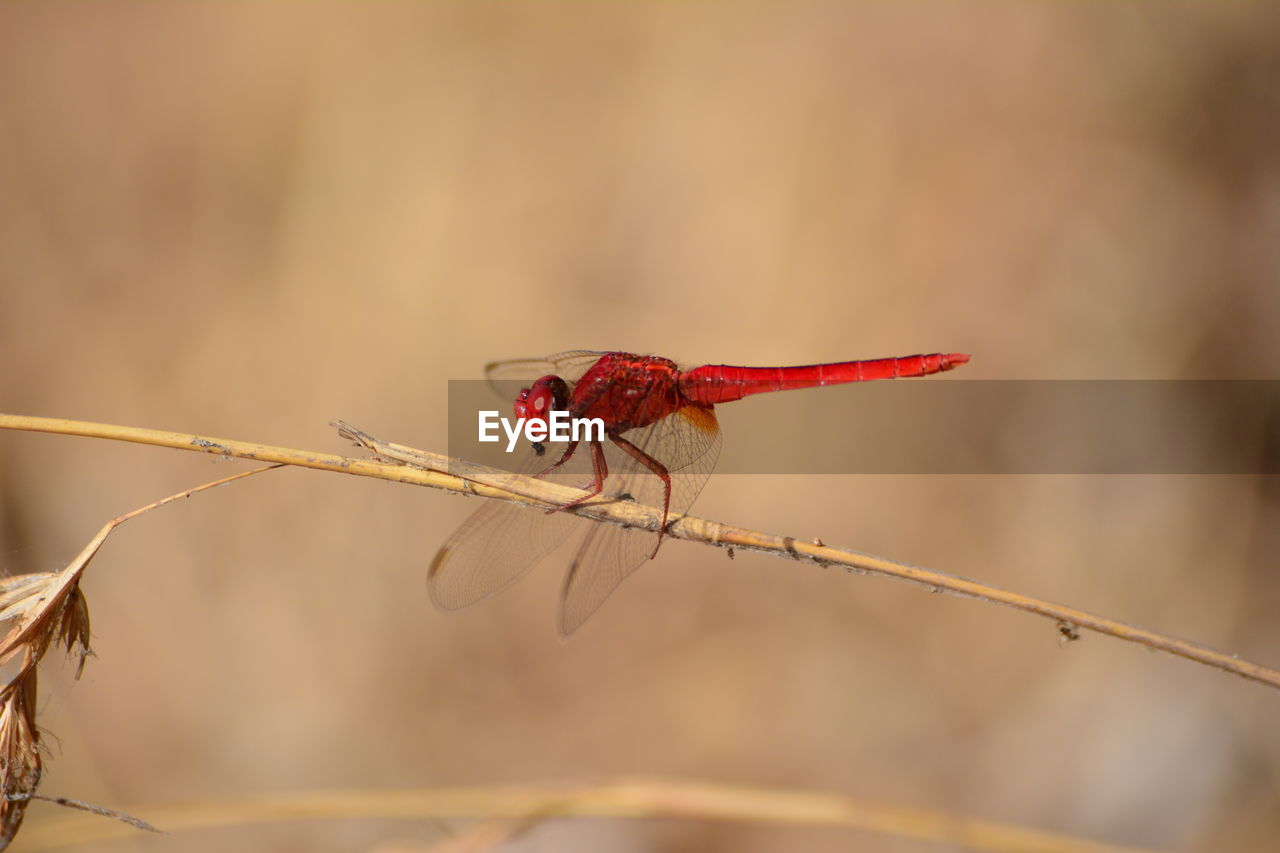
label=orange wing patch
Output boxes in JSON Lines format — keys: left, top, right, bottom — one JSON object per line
{"left": 676, "top": 405, "right": 719, "bottom": 435}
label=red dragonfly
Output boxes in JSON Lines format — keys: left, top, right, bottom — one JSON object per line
{"left": 430, "top": 350, "right": 970, "bottom": 634}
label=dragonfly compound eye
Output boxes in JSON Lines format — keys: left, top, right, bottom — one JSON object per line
{"left": 513, "top": 375, "right": 570, "bottom": 429}
{"left": 513, "top": 387, "right": 532, "bottom": 420}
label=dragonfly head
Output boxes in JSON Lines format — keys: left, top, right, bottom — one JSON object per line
{"left": 514, "top": 375, "right": 571, "bottom": 435}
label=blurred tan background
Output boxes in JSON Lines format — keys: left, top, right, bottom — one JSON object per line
{"left": 1, "top": 3, "right": 1278, "bottom": 851}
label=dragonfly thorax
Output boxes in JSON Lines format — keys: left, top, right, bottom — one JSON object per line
{"left": 568, "top": 353, "right": 684, "bottom": 432}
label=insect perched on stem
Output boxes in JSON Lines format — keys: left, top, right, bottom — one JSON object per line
{"left": 430, "top": 350, "right": 970, "bottom": 634}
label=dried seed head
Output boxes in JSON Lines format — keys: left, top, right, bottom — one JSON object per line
{"left": 0, "top": 669, "right": 41, "bottom": 846}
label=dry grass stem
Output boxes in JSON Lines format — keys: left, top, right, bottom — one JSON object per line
{"left": 1, "top": 413, "right": 1277, "bottom": 690}
{"left": 18, "top": 778, "right": 1164, "bottom": 853}
{"left": 419, "top": 815, "right": 541, "bottom": 853}
{"left": 1, "top": 413, "right": 1272, "bottom": 850}
{"left": 22, "top": 795, "right": 161, "bottom": 835}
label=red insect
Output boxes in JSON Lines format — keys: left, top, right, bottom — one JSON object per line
{"left": 430, "top": 350, "right": 969, "bottom": 634}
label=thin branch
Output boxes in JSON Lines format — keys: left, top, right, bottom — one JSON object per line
{"left": 1, "top": 413, "right": 1277, "bottom": 690}
{"left": 17, "top": 777, "right": 1162, "bottom": 853}
{"left": 16, "top": 794, "right": 162, "bottom": 835}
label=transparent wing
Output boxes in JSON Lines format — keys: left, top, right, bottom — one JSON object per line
{"left": 483, "top": 351, "right": 608, "bottom": 391}
{"left": 558, "top": 406, "right": 722, "bottom": 635}
{"left": 428, "top": 498, "right": 580, "bottom": 611}
{"left": 428, "top": 445, "right": 590, "bottom": 611}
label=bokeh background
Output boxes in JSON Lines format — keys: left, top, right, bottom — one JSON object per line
{"left": 1, "top": 3, "right": 1278, "bottom": 851}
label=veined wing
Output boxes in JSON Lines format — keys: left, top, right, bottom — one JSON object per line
{"left": 483, "top": 350, "right": 609, "bottom": 393}
{"left": 558, "top": 405, "right": 722, "bottom": 635}
{"left": 428, "top": 497, "right": 580, "bottom": 611}
{"left": 428, "top": 443, "right": 589, "bottom": 611}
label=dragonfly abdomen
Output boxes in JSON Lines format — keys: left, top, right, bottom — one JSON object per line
{"left": 678, "top": 353, "right": 970, "bottom": 405}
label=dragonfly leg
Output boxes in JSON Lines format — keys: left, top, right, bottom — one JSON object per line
{"left": 609, "top": 433, "right": 671, "bottom": 558}
{"left": 548, "top": 440, "right": 608, "bottom": 515}
{"left": 535, "top": 439, "right": 578, "bottom": 479}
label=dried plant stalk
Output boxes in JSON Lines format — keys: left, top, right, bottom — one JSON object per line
{"left": 21, "top": 778, "right": 1162, "bottom": 853}
{"left": 0, "top": 413, "right": 1275, "bottom": 851}
{"left": 1, "top": 413, "right": 1277, "bottom": 690}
